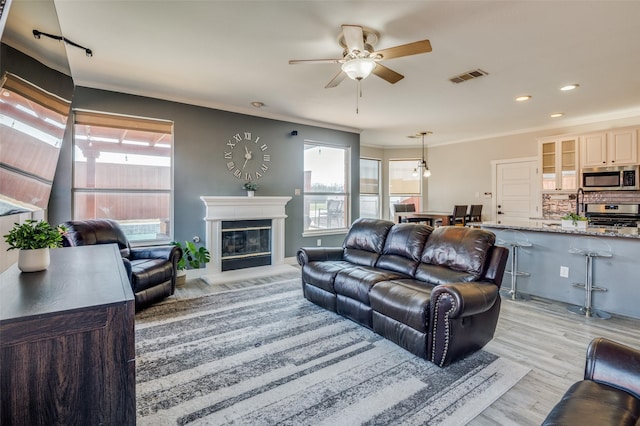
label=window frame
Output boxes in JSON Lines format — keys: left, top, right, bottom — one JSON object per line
{"left": 302, "top": 141, "right": 351, "bottom": 237}
{"left": 359, "top": 157, "right": 381, "bottom": 219}
{"left": 71, "top": 109, "right": 174, "bottom": 245}
{"left": 388, "top": 158, "right": 423, "bottom": 219}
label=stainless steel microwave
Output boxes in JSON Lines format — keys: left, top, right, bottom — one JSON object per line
{"left": 581, "top": 165, "right": 639, "bottom": 190}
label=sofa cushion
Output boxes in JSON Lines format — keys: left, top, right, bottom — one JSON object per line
{"left": 343, "top": 218, "right": 394, "bottom": 267}
{"left": 414, "top": 264, "right": 477, "bottom": 285}
{"left": 334, "top": 266, "right": 408, "bottom": 304}
{"left": 542, "top": 380, "right": 640, "bottom": 426}
{"left": 420, "top": 227, "right": 495, "bottom": 279}
{"left": 377, "top": 223, "right": 433, "bottom": 275}
{"left": 370, "top": 279, "right": 433, "bottom": 333}
{"left": 63, "top": 219, "right": 131, "bottom": 258}
{"left": 302, "top": 261, "right": 354, "bottom": 294}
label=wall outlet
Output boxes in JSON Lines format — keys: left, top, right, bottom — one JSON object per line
{"left": 294, "top": 188, "right": 301, "bottom": 196}
{"left": 560, "top": 266, "right": 569, "bottom": 278}
{"left": 316, "top": 239, "right": 322, "bottom": 246}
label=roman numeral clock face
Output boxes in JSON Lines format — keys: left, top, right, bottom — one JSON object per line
{"left": 223, "top": 131, "right": 270, "bottom": 181}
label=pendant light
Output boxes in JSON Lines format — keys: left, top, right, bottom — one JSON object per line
{"left": 418, "top": 131, "right": 432, "bottom": 178}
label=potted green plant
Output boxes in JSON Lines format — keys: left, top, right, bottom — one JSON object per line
{"left": 243, "top": 182, "right": 258, "bottom": 197}
{"left": 3, "top": 219, "right": 67, "bottom": 272}
{"left": 561, "top": 212, "right": 589, "bottom": 229}
{"left": 171, "top": 241, "right": 211, "bottom": 286}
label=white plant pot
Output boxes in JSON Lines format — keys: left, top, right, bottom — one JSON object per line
{"left": 18, "top": 248, "right": 50, "bottom": 272}
{"left": 247, "top": 190, "right": 255, "bottom": 197}
{"left": 561, "top": 219, "right": 587, "bottom": 230}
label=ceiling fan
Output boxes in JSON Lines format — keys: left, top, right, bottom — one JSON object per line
{"left": 289, "top": 24, "right": 432, "bottom": 88}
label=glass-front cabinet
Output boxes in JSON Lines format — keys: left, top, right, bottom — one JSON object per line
{"left": 539, "top": 137, "right": 579, "bottom": 192}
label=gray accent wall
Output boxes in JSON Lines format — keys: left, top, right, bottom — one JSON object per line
{"left": 4, "top": 43, "right": 358, "bottom": 258}
{"left": 53, "top": 87, "right": 359, "bottom": 257}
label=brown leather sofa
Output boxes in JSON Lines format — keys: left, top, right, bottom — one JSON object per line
{"left": 297, "top": 218, "right": 508, "bottom": 367}
{"left": 543, "top": 337, "right": 640, "bottom": 425}
{"left": 62, "top": 219, "right": 182, "bottom": 310}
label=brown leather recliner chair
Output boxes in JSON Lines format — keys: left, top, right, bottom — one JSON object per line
{"left": 62, "top": 219, "right": 182, "bottom": 310}
{"left": 542, "top": 337, "right": 640, "bottom": 425}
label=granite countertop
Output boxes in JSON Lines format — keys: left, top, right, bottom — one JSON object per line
{"left": 481, "top": 219, "right": 640, "bottom": 239}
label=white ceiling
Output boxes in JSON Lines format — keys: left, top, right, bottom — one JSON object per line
{"left": 3, "top": 0, "right": 640, "bottom": 148}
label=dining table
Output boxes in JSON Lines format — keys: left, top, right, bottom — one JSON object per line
{"left": 394, "top": 211, "right": 451, "bottom": 226}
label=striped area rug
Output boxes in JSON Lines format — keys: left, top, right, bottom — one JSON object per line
{"left": 135, "top": 272, "right": 529, "bottom": 425}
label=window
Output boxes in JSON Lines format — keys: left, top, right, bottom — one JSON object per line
{"left": 303, "top": 143, "right": 349, "bottom": 234}
{"left": 0, "top": 73, "right": 70, "bottom": 212}
{"left": 72, "top": 111, "right": 173, "bottom": 243}
{"left": 389, "top": 159, "right": 421, "bottom": 217}
{"left": 360, "top": 158, "right": 381, "bottom": 219}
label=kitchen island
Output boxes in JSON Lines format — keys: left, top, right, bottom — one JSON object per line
{"left": 482, "top": 220, "right": 640, "bottom": 319}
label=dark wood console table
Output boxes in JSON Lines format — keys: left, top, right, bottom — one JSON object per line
{"left": 0, "top": 244, "right": 135, "bottom": 425}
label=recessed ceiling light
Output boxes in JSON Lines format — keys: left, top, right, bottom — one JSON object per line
{"left": 251, "top": 101, "right": 265, "bottom": 108}
{"left": 560, "top": 84, "right": 579, "bottom": 91}
{"left": 550, "top": 113, "right": 564, "bottom": 118}
{"left": 515, "top": 95, "right": 532, "bottom": 102}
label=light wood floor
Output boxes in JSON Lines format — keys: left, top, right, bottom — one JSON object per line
{"left": 170, "top": 273, "right": 640, "bottom": 425}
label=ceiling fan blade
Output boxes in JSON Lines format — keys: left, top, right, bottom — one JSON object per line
{"left": 325, "top": 70, "right": 347, "bottom": 88}
{"left": 289, "top": 58, "right": 343, "bottom": 65}
{"left": 342, "top": 24, "right": 365, "bottom": 54}
{"left": 372, "top": 63, "right": 404, "bottom": 84}
{"left": 373, "top": 39, "right": 432, "bottom": 60}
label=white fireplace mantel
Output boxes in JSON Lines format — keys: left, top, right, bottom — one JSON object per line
{"left": 200, "top": 196, "right": 292, "bottom": 274}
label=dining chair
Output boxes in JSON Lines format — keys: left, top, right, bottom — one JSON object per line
{"left": 466, "top": 204, "right": 483, "bottom": 226}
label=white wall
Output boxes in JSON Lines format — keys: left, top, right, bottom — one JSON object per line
{"left": 364, "top": 115, "right": 640, "bottom": 221}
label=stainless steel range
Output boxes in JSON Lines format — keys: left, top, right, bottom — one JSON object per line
{"left": 585, "top": 203, "right": 640, "bottom": 228}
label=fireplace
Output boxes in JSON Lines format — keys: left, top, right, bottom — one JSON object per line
{"left": 221, "top": 219, "right": 271, "bottom": 271}
{"left": 200, "top": 196, "right": 292, "bottom": 274}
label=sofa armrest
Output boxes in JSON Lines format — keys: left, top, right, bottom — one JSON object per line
{"left": 297, "top": 247, "right": 344, "bottom": 266}
{"left": 130, "top": 245, "right": 182, "bottom": 263}
{"left": 429, "top": 281, "right": 501, "bottom": 367}
{"left": 585, "top": 337, "right": 640, "bottom": 399}
{"left": 431, "top": 281, "right": 499, "bottom": 318}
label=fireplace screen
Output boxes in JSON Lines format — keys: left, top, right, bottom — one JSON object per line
{"left": 221, "top": 219, "right": 271, "bottom": 271}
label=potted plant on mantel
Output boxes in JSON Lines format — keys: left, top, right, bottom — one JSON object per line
{"left": 561, "top": 212, "right": 589, "bottom": 230}
{"left": 171, "top": 241, "right": 211, "bottom": 286}
{"left": 243, "top": 182, "right": 258, "bottom": 197}
{"left": 3, "top": 219, "right": 67, "bottom": 272}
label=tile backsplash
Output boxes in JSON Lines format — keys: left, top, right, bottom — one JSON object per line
{"left": 542, "top": 191, "right": 640, "bottom": 218}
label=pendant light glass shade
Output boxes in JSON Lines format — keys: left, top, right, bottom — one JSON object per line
{"left": 341, "top": 58, "right": 376, "bottom": 80}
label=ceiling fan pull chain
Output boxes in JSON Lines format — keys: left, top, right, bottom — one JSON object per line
{"left": 356, "top": 79, "right": 360, "bottom": 114}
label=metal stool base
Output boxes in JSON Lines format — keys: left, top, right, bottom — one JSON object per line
{"left": 501, "top": 289, "right": 531, "bottom": 301}
{"left": 567, "top": 304, "right": 611, "bottom": 319}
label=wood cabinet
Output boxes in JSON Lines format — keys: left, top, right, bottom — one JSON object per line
{"left": 580, "top": 128, "right": 638, "bottom": 167}
{"left": 0, "top": 244, "right": 135, "bottom": 425}
{"left": 539, "top": 136, "right": 579, "bottom": 192}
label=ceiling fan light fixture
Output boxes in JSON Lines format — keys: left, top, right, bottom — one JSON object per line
{"left": 341, "top": 58, "right": 376, "bottom": 80}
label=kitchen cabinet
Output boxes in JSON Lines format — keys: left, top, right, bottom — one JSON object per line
{"left": 580, "top": 128, "right": 638, "bottom": 167}
{"left": 539, "top": 136, "right": 579, "bottom": 192}
{"left": 0, "top": 245, "right": 135, "bottom": 425}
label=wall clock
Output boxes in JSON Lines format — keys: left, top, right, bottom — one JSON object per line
{"left": 223, "top": 131, "right": 270, "bottom": 181}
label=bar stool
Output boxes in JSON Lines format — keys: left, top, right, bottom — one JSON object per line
{"left": 497, "top": 230, "right": 532, "bottom": 301}
{"left": 567, "top": 238, "right": 612, "bottom": 319}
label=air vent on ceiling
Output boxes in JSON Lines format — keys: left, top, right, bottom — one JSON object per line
{"left": 449, "top": 69, "right": 488, "bottom": 84}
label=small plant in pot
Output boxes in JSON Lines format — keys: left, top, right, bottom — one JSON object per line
{"left": 3, "top": 219, "right": 67, "bottom": 272}
{"left": 171, "top": 241, "right": 211, "bottom": 286}
{"left": 561, "top": 212, "right": 589, "bottom": 228}
{"left": 243, "top": 182, "right": 258, "bottom": 196}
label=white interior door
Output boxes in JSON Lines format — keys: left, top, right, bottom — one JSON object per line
{"left": 495, "top": 160, "right": 540, "bottom": 221}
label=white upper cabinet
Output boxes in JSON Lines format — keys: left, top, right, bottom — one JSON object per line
{"left": 539, "top": 136, "right": 579, "bottom": 192}
{"left": 580, "top": 128, "right": 638, "bottom": 167}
